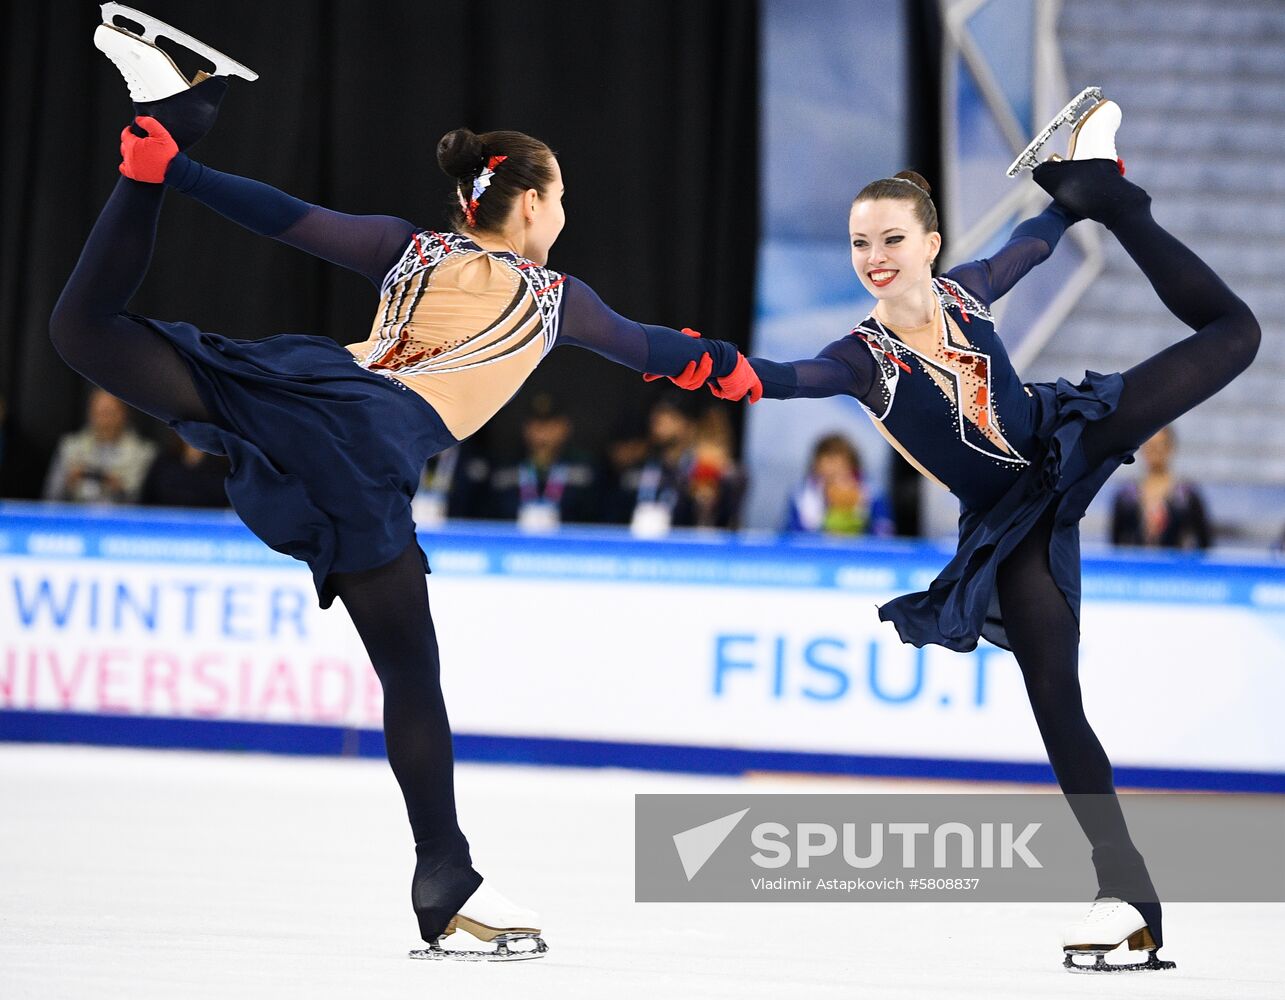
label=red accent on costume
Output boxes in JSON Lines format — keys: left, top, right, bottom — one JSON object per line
{"left": 487, "top": 155, "right": 509, "bottom": 171}
{"left": 118, "top": 116, "right": 179, "bottom": 184}
{"left": 943, "top": 283, "right": 971, "bottom": 323}
{"left": 855, "top": 332, "right": 913, "bottom": 374}
{"left": 535, "top": 276, "right": 567, "bottom": 295}
{"left": 710, "top": 353, "right": 764, "bottom": 404}
{"left": 643, "top": 327, "right": 707, "bottom": 386}
{"left": 412, "top": 233, "right": 430, "bottom": 266}
{"left": 1117, "top": 158, "right": 1126, "bottom": 176}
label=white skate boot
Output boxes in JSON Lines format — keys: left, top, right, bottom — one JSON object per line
{"left": 1062, "top": 897, "right": 1175, "bottom": 973}
{"left": 94, "top": 2, "right": 258, "bottom": 103}
{"left": 1006, "top": 86, "right": 1124, "bottom": 176}
{"left": 1064, "top": 100, "right": 1121, "bottom": 164}
{"left": 408, "top": 881, "right": 548, "bottom": 962}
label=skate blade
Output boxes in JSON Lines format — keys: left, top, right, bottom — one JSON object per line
{"left": 409, "top": 932, "right": 549, "bottom": 962}
{"left": 1063, "top": 947, "right": 1175, "bottom": 974}
{"left": 1005, "top": 85, "right": 1104, "bottom": 177}
{"left": 100, "top": 2, "right": 259, "bottom": 82}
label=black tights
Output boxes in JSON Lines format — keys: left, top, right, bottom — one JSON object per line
{"left": 328, "top": 544, "right": 482, "bottom": 940}
{"left": 997, "top": 188, "right": 1260, "bottom": 946}
{"left": 49, "top": 179, "right": 210, "bottom": 425}
{"left": 52, "top": 177, "right": 479, "bottom": 940}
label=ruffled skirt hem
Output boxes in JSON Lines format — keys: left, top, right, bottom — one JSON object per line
{"left": 878, "top": 370, "right": 1136, "bottom": 652}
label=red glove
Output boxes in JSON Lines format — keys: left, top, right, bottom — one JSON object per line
{"left": 119, "top": 116, "right": 179, "bottom": 184}
{"left": 643, "top": 328, "right": 713, "bottom": 390}
{"left": 709, "top": 353, "right": 763, "bottom": 404}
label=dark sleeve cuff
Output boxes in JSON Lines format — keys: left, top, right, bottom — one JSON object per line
{"left": 640, "top": 324, "right": 740, "bottom": 379}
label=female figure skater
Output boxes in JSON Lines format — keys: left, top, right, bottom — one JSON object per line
{"left": 696, "top": 102, "right": 1259, "bottom": 971}
{"left": 57, "top": 15, "right": 757, "bottom": 961}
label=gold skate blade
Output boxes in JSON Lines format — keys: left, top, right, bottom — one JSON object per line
{"left": 409, "top": 924, "right": 549, "bottom": 962}
{"left": 1063, "top": 946, "right": 1175, "bottom": 974}
{"left": 453, "top": 913, "right": 542, "bottom": 942}
{"left": 100, "top": 2, "right": 259, "bottom": 81}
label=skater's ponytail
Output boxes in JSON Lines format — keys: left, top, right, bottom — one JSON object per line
{"left": 437, "top": 128, "right": 557, "bottom": 232}
{"left": 853, "top": 170, "right": 939, "bottom": 233}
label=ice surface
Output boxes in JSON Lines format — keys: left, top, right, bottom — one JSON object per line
{"left": 1, "top": 745, "right": 1280, "bottom": 999}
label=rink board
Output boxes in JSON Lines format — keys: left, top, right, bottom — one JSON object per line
{"left": 1, "top": 504, "right": 1282, "bottom": 791}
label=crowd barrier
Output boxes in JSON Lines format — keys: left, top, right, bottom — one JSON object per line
{"left": 1, "top": 503, "right": 1282, "bottom": 791}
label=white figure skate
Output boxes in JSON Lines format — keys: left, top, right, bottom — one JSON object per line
{"left": 1006, "top": 86, "right": 1122, "bottom": 176}
{"left": 94, "top": 3, "right": 258, "bottom": 103}
{"left": 1062, "top": 897, "right": 1175, "bottom": 973}
{"left": 408, "top": 882, "right": 548, "bottom": 962}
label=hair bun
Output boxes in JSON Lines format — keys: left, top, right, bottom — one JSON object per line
{"left": 894, "top": 170, "right": 932, "bottom": 195}
{"left": 437, "top": 128, "right": 486, "bottom": 179}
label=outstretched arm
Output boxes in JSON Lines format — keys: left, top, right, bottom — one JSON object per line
{"left": 556, "top": 277, "right": 744, "bottom": 379}
{"left": 163, "top": 154, "right": 415, "bottom": 287}
{"left": 944, "top": 202, "right": 1078, "bottom": 306}
{"left": 748, "top": 334, "right": 880, "bottom": 400}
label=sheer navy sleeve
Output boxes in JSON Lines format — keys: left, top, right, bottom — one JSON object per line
{"left": 748, "top": 334, "right": 878, "bottom": 401}
{"left": 555, "top": 277, "right": 741, "bottom": 378}
{"left": 164, "top": 153, "right": 415, "bottom": 287}
{"left": 944, "top": 202, "right": 1078, "bottom": 306}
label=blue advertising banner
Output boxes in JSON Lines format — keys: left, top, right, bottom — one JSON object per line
{"left": 2, "top": 504, "right": 1283, "bottom": 792}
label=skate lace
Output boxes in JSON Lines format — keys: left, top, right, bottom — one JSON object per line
{"left": 1084, "top": 898, "right": 1124, "bottom": 923}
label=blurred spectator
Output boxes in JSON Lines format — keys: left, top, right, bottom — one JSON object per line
{"left": 484, "top": 394, "right": 598, "bottom": 529}
{"left": 620, "top": 396, "right": 744, "bottom": 535}
{"left": 139, "top": 430, "right": 230, "bottom": 508}
{"left": 599, "top": 412, "right": 652, "bottom": 525}
{"left": 785, "top": 433, "right": 893, "bottom": 537}
{"left": 688, "top": 407, "right": 746, "bottom": 529}
{"left": 1110, "top": 425, "right": 1211, "bottom": 550}
{"left": 42, "top": 388, "right": 156, "bottom": 504}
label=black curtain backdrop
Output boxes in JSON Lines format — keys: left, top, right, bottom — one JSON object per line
{"left": 0, "top": 0, "right": 758, "bottom": 498}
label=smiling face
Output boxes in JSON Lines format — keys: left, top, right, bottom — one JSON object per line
{"left": 849, "top": 198, "right": 941, "bottom": 301}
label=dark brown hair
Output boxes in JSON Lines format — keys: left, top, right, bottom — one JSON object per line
{"left": 811, "top": 433, "right": 862, "bottom": 478}
{"left": 852, "top": 169, "right": 938, "bottom": 233}
{"left": 437, "top": 128, "right": 557, "bottom": 232}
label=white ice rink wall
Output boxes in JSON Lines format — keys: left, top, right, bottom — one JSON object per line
{"left": 0, "top": 503, "right": 1282, "bottom": 791}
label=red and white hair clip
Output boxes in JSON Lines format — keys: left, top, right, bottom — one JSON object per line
{"left": 459, "top": 154, "right": 509, "bottom": 226}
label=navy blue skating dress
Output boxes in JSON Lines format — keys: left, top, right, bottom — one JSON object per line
{"left": 149, "top": 160, "right": 742, "bottom": 607}
{"left": 140, "top": 318, "right": 455, "bottom": 607}
{"left": 751, "top": 204, "right": 1134, "bottom": 651}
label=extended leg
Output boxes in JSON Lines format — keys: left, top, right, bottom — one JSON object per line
{"left": 996, "top": 506, "right": 1163, "bottom": 945}
{"left": 326, "top": 543, "right": 481, "bottom": 941}
{"left": 1034, "top": 161, "right": 1260, "bottom": 464}
{"left": 49, "top": 177, "right": 210, "bottom": 425}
